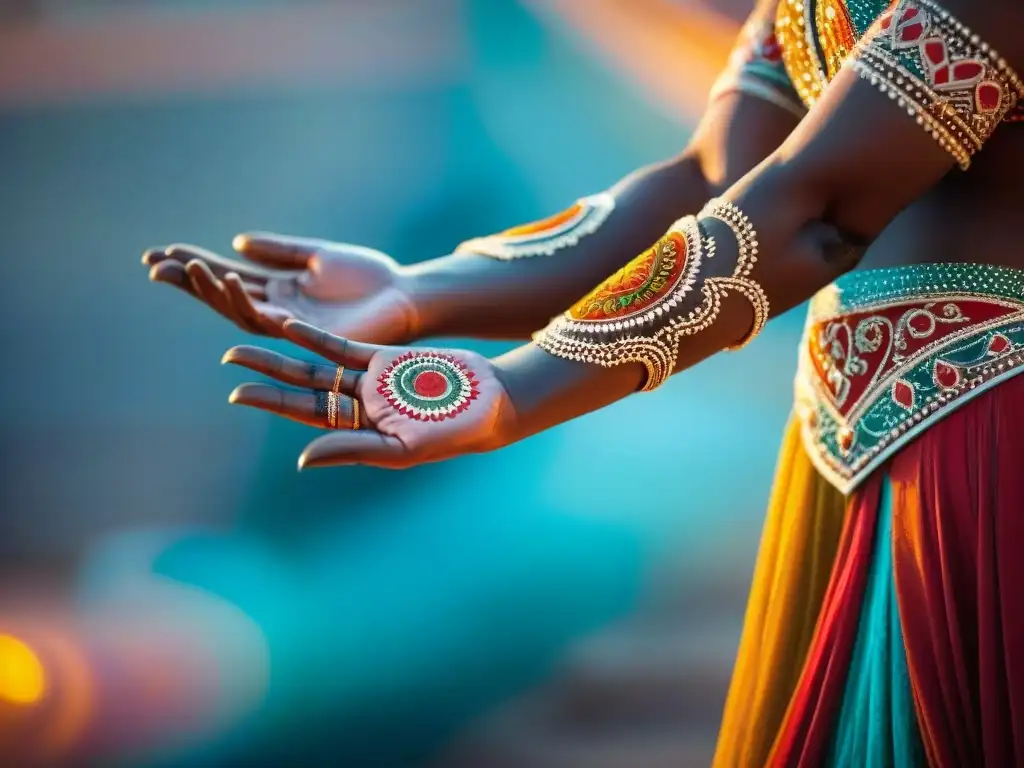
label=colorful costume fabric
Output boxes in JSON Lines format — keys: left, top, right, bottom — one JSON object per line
{"left": 715, "top": 266, "right": 1024, "bottom": 767}
{"left": 710, "top": 2, "right": 1024, "bottom": 765}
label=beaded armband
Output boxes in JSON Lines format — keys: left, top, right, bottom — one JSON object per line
{"left": 455, "top": 193, "right": 615, "bottom": 260}
{"left": 698, "top": 198, "right": 769, "bottom": 350}
{"left": 533, "top": 203, "right": 770, "bottom": 392}
{"left": 848, "top": 0, "right": 1024, "bottom": 169}
{"left": 709, "top": 14, "right": 807, "bottom": 119}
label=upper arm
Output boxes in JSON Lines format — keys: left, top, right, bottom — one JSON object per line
{"left": 685, "top": 0, "right": 806, "bottom": 195}
{"left": 746, "top": 0, "right": 1024, "bottom": 240}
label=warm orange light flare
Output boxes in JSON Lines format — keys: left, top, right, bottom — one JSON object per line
{"left": 0, "top": 634, "right": 46, "bottom": 705}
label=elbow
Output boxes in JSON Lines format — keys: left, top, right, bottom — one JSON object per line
{"left": 745, "top": 150, "right": 884, "bottom": 247}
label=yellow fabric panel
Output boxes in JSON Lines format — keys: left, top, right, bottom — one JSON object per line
{"left": 712, "top": 416, "right": 847, "bottom": 767}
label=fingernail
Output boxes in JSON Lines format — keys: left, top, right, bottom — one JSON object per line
{"left": 228, "top": 386, "right": 243, "bottom": 404}
{"left": 232, "top": 235, "right": 248, "bottom": 251}
{"left": 296, "top": 456, "right": 306, "bottom": 472}
{"left": 221, "top": 351, "right": 235, "bottom": 365}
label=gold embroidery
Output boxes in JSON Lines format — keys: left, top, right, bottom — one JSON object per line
{"left": 849, "top": 0, "right": 1024, "bottom": 168}
{"left": 535, "top": 204, "right": 772, "bottom": 392}
{"left": 775, "top": 0, "right": 828, "bottom": 108}
{"left": 816, "top": 0, "right": 859, "bottom": 79}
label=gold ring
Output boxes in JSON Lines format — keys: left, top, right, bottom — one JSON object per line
{"left": 332, "top": 365, "right": 345, "bottom": 395}
{"left": 327, "top": 391, "right": 339, "bottom": 429}
{"left": 352, "top": 399, "right": 361, "bottom": 430}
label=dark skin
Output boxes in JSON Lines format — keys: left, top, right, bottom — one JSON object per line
{"left": 142, "top": 2, "right": 798, "bottom": 343}
{"left": 142, "top": 120, "right": 789, "bottom": 341}
{"left": 153, "top": 1, "right": 1024, "bottom": 469}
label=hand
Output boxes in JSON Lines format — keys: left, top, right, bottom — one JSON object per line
{"left": 143, "top": 233, "right": 419, "bottom": 343}
{"left": 221, "top": 320, "right": 517, "bottom": 469}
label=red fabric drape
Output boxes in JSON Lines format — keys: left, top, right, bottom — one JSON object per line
{"left": 767, "top": 374, "right": 1024, "bottom": 765}
{"left": 890, "top": 375, "right": 1024, "bottom": 767}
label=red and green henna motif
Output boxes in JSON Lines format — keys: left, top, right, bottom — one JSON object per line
{"left": 376, "top": 352, "right": 480, "bottom": 421}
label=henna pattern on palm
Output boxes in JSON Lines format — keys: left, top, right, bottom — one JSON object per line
{"left": 376, "top": 352, "right": 480, "bottom": 421}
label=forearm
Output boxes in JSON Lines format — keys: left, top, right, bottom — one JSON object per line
{"left": 402, "top": 88, "right": 800, "bottom": 342}
{"left": 494, "top": 207, "right": 857, "bottom": 444}
{"left": 402, "top": 154, "right": 709, "bottom": 340}
{"left": 493, "top": 0, "right": 1024, "bottom": 444}
{"left": 492, "top": 291, "right": 755, "bottom": 440}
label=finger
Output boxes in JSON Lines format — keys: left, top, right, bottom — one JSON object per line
{"left": 232, "top": 232, "right": 320, "bottom": 270}
{"left": 148, "top": 260, "right": 197, "bottom": 296}
{"left": 223, "top": 273, "right": 277, "bottom": 333}
{"left": 151, "top": 259, "right": 266, "bottom": 299}
{"left": 142, "top": 247, "right": 168, "bottom": 267}
{"left": 229, "top": 383, "right": 359, "bottom": 429}
{"left": 246, "top": 282, "right": 268, "bottom": 301}
{"left": 162, "top": 244, "right": 271, "bottom": 284}
{"left": 186, "top": 259, "right": 241, "bottom": 325}
{"left": 282, "top": 320, "right": 382, "bottom": 368}
{"left": 298, "top": 431, "right": 407, "bottom": 470}
{"left": 222, "top": 345, "right": 363, "bottom": 394}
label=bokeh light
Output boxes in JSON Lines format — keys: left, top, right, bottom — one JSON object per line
{"left": 0, "top": 634, "right": 46, "bottom": 706}
{"left": 0, "top": 2, "right": 800, "bottom": 765}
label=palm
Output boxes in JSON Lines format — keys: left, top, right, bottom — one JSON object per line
{"left": 143, "top": 234, "right": 417, "bottom": 344}
{"left": 357, "top": 348, "right": 510, "bottom": 464}
{"left": 265, "top": 246, "right": 414, "bottom": 342}
{"left": 222, "top": 323, "right": 517, "bottom": 470}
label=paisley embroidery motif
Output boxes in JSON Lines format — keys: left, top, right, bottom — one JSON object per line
{"left": 567, "top": 231, "right": 693, "bottom": 325}
{"left": 796, "top": 263, "right": 1024, "bottom": 493}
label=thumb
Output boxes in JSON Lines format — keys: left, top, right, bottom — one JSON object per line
{"left": 233, "top": 232, "right": 319, "bottom": 270}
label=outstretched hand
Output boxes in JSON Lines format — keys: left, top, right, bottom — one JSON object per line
{"left": 222, "top": 320, "right": 517, "bottom": 469}
{"left": 143, "top": 233, "right": 419, "bottom": 343}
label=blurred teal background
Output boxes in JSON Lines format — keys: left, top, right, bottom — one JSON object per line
{"left": 0, "top": 1, "right": 805, "bottom": 765}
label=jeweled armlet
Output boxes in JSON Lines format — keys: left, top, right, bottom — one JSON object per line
{"left": 533, "top": 201, "right": 769, "bottom": 392}
{"left": 454, "top": 193, "right": 615, "bottom": 260}
{"left": 848, "top": 0, "right": 1024, "bottom": 169}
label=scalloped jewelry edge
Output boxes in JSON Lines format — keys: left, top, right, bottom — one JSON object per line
{"left": 376, "top": 352, "right": 481, "bottom": 421}
{"left": 454, "top": 193, "right": 616, "bottom": 260}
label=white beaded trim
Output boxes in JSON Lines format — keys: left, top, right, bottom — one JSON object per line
{"left": 456, "top": 193, "right": 616, "bottom": 260}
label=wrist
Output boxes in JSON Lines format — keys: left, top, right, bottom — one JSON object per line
{"left": 395, "top": 256, "right": 463, "bottom": 340}
{"left": 491, "top": 343, "right": 644, "bottom": 445}
{"left": 394, "top": 260, "right": 448, "bottom": 341}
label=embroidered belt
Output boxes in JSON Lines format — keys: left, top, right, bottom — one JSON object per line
{"left": 795, "top": 263, "right": 1024, "bottom": 494}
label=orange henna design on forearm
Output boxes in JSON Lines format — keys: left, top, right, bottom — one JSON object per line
{"left": 455, "top": 193, "right": 615, "bottom": 260}
{"left": 534, "top": 203, "right": 770, "bottom": 392}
